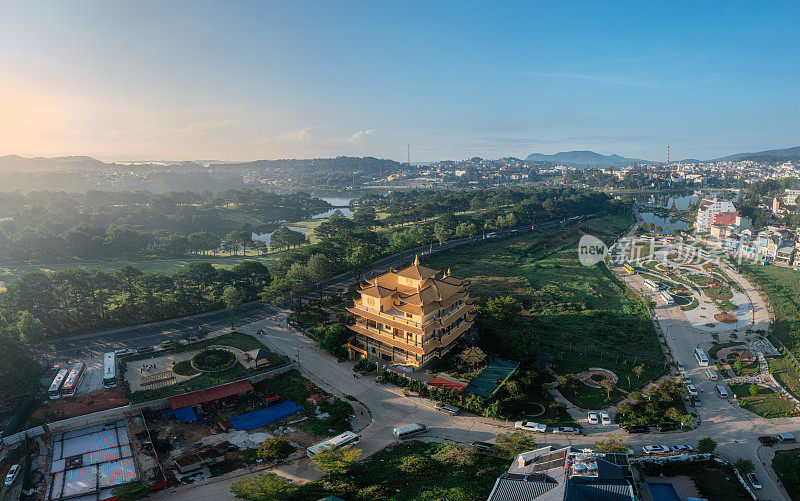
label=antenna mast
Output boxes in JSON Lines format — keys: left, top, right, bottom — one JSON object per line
{"left": 407, "top": 144, "right": 411, "bottom": 165}
{"left": 667, "top": 143, "right": 670, "bottom": 166}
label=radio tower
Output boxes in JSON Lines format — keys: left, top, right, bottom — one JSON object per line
{"left": 407, "top": 144, "right": 411, "bottom": 165}
{"left": 667, "top": 143, "right": 670, "bottom": 166}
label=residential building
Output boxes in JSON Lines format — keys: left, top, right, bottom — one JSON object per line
{"left": 776, "top": 246, "right": 796, "bottom": 266}
{"left": 345, "top": 257, "right": 474, "bottom": 367}
{"left": 487, "top": 446, "right": 635, "bottom": 501}
{"left": 757, "top": 230, "right": 782, "bottom": 259}
{"left": 785, "top": 188, "right": 800, "bottom": 206}
{"left": 695, "top": 198, "right": 737, "bottom": 232}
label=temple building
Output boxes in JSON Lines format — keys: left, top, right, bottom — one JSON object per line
{"left": 345, "top": 257, "right": 475, "bottom": 368}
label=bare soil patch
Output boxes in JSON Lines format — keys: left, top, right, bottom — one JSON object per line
{"left": 30, "top": 387, "right": 129, "bottom": 421}
{"left": 714, "top": 313, "right": 737, "bottom": 324}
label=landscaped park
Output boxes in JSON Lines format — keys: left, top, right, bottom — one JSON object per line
{"left": 423, "top": 213, "right": 667, "bottom": 411}
{"left": 628, "top": 240, "right": 751, "bottom": 331}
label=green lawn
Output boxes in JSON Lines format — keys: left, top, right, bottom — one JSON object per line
{"left": 292, "top": 441, "right": 510, "bottom": 501}
{"left": 774, "top": 449, "right": 800, "bottom": 500}
{"left": 423, "top": 214, "right": 664, "bottom": 385}
{"left": 558, "top": 382, "right": 627, "bottom": 410}
{"left": 729, "top": 383, "right": 799, "bottom": 418}
{"left": 681, "top": 297, "right": 699, "bottom": 311}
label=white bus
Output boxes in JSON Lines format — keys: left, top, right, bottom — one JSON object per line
{"left": 393, "top": 423, "right": 428, "bottom": 440}
{"left": 61, "top": 361, "right": 86, "bottom": 398}
{"left": 48, "top": 369, "right": 69, "bottom": 400}
{"left": 306, "top": 431, "right": 361, "bottom": 457}
{"left": 660, "top": 291, "right": 674, "bottom": 304}
{"left": 103, "top": 352, "right": 117, "bottom": 388}
{"left": 644, "top": 279, "right": 660, "bottom": 292}
{"left": 694, "top": 348, "right": 709, "bottom": 367}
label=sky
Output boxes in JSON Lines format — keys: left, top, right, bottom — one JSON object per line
{"left": 1, "top": 1, "right": 799, "bottom": 163}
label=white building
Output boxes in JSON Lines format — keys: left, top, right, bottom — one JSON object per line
{"left": 695, "top": 197, "right": 737, "bottom": 233}
{"left": 784, "top": 189, "right": 800, "bottom": 206}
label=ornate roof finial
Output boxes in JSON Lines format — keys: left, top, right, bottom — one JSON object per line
{"left": 446, "top": 267, "right": 451, "bottom": 277}
{"left": 413, "top": 254, "right": 419, "bottom": 266}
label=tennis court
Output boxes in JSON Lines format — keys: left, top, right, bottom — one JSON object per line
{"left": 465, "top": 358, "right": 519, "bottom": 398}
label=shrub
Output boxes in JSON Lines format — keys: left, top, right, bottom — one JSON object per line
{"left": 173, "top": 360, "right": 198, "bottom": 376}
{"left": 258, "top": 437, "right": 295, "bottom": 461}
{"left": 192, "top": 348, "right": 236, "bottom": 372}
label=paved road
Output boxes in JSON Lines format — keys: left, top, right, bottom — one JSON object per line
{"left": 150, "top": 213, "right": 796, "bottom": 500}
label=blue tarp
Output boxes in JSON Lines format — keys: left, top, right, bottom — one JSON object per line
{"left": 174, "top": 406, "right": 197, "bottom": 422}
{"left": 229, "top": 401, "right": 304, "bottom": 430}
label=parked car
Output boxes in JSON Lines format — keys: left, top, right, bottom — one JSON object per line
{"left": 472, "top": 441, "right": 495, "bottom": 452}
{"left": 4, "top": 464, "right": 19, "bottom": 486}
{"left": 160, "top": 340, "right": 178, "bottom": 348}
{"left": 682, "top": 376, "right": 693, "bottom": 385}
{"left": 625, "top": 425, "right": 650, "bottom": 434}
{"left": 136, "top": 346, "right": 155, "bottom": 354}
{"left": 435, "top": 403, "right": 461, "bottom": 415}
{"left": 671, "top": 445, "right": 693, "bottom": 452}
{"left": 514, "top": 421, "right": 546, "bottom": 433}
{"left": 747, "top": 473, "right": 762, "bottom": 490}
{"left": 657, "top": 423, "right": 679, "bottom": 432}
{"left": 690, "top": 396, "right": 702, "bottom": 407}
{"left": 779, "top": 432, "right": 796, "bottom": 443}
{"left": 686, "top": 384, "right": 698, "bottom": 397}
{"left": 676, "top": 361, "right": 686, "bottom": 372}
{"left": 643, "top": 445, "right": 670, "bottom": 454}
{"left": 600, "top": 412, "right": 612, "bottom": 426}
{"left": 552, "top": 427, "right": 580, "bottom": 435}
{"left": 587, "top": 412, "right": 599, "bottom": 425}
{"left": 758, "top": 436, "right": 778, "bottom": 446}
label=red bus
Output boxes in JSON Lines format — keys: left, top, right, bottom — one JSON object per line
{"left": 61, "top": 361, "right": 86, "bottom": 398}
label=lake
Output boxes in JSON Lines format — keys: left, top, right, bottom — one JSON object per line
{"left": 252, "top": 226, "right": 311, "bottom": 247}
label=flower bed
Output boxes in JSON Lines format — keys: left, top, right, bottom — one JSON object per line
{"left": 191, "top": 348, "right": 237, "bottom": 373}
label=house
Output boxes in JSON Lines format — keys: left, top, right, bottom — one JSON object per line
{"left": 168, "top": 380, "right": 254, "bottom": 413}
{"left": 776, "top": 246, "right": 796, "bottom": 266}
{"left": 173, "top": 446, "right": 226, "bottom": 474}
{"left": 757, "top": 230, "right": 782, "bottom": 259}
{"left": 487, "top": 446, "right": 635, "bottom": 501}
{"left": 345, "top": 257, "right": 474, "bottom": 367}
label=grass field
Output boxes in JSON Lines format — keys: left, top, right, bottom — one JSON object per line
{"left": 423, "top": 213, "right": 665, "bottom": 397}
{"left": 740, "top": 264, "right": 800, "bottom": 353}
{"left": 729, "top": 383, "right": 799, "bottom": 418}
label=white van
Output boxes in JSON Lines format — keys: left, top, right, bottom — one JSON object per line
{"left": 715, "top": 385, "right": 729, "bottom": 398}
{"left": 393, "top": 423, "right": 428, "bottom": 439}
{"left": 704, "top": 368, "right": 719, "bottom": 380}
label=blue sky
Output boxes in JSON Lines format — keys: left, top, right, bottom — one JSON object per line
{"left": 1, "top": 1, "right": 798, "bottom": 161}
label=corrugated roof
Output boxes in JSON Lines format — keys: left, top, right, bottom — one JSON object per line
{"left": 169, "top": 380, "right": 254, "bottom": 410}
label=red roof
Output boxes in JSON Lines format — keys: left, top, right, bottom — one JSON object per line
{"left": 428, "top": 375, "right": 468, "bottom": 394}
{"left": 712, "top": 211, "right": 740, "bottom": 226}
{"left": 169, "top": 380, "right": 254, "bottom": 410}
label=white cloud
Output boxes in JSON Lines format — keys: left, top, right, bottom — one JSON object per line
{"left": 276, "top": 126, "right": 319, "bottom": 142}
{"left": 347, "top": 129, "right": 378, "bottom": 143}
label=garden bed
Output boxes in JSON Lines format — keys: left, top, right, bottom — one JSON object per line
{"left": 729, "top": 383, "right": 799, "bottom": 418}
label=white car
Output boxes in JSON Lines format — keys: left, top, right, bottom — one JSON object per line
{"left": 600, "top": 412, "right": 612, "bottom": 426}
{"left": 686, "top": 384, "right": 698, "bottom": 397}
{"left": 587, "top": 412, "right": 599, "bottom": 425}
{"left": 682, "top": 376, "right": 693, "bottom": 385}
{"left": 676, "top": 361, "right": 686, "bottom": 372}
{"left": 552, "top": 427, "right": 580, "bottom": 435}
{"left": 747, "top": 473, "right": 762, "bottom": 490}
{"left": 643, "top": 445, "right": 670, "bottom": 454}
{"left": 671, "top": 445, "right": 693, "bottom": 452}
{"left": 514, "top": 421, "right": 546, "bottom": 433}
{"left": 4, "top": 464, "right": 19, "bottom": 486}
